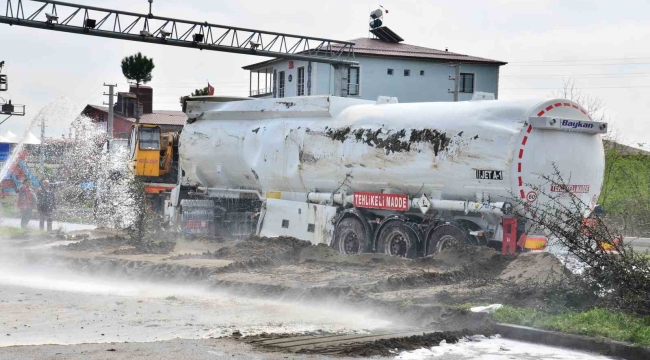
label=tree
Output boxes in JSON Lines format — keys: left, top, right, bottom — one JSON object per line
{"left": 554, "top": 79, "right": 650, "bottom": 235}
{"left": 120, "top": 52, "right": 155, "bottom": 123}
{"left": 179, "top": 86, "right": 211, "bottom": 107}
{"left": 516, "top": 166, "right": 650, "bottom": 315}
{"left": 553, "top": 79, "right": 605, "bottom": 122}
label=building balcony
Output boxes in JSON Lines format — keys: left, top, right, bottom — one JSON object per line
{"left": 250, "top": 87, "right": 273, "bottom": 98}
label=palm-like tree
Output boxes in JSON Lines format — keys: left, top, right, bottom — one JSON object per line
{"left": 120, "top": 52, "right": 155, "bottom": 123}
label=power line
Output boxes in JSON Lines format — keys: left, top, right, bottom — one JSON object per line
{"left": 500, "top": 73, "right": 650, "bottom": 78}
{"left": 500, "top": 85, "right": 650, "bottom": 90}
{"left": 508, "top": 62, "right": 650, "bottom": 67}
{"left": 151, "top": 81, "right": 250, "bottom": 86}
{"left": 508, "top": 56, "right": 650, "bottom": 64}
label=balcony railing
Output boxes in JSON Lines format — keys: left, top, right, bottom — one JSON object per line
{"left": 250, "top": 87, "right": 273, "bottom": 97}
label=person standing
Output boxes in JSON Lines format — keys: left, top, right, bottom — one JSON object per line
{"left": 17, "top": 179, "right": 37, "bottom": 229}
{"left": 37, "top": 179, "right": 56, "bottom": 231}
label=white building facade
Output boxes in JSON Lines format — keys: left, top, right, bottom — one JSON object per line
{"left": 243, "top": 38, "right": 506, "bottom": 103}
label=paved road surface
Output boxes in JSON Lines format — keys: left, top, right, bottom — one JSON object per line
{"left": 0, "top": 251, "right": 615, "bottom": 360}
{"left": 623, "top": 237, "right": 650, "bottom": 252}
{"left": 0, "top": 338, "right": 334, "bottom": 360}
{"left": 0, "top": 217, "right": 95, "bottom": 232}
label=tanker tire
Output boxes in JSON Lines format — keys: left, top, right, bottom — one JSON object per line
{"left": 426, "top": 223, "right": 473, "bottom": 256}
{"left": 334, "top": 217, "right": 367, "bottom": 255}
{"left": 376, "top": 222, "right": 418, "bottom": 259}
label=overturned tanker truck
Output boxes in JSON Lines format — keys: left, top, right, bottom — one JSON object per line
{"left": 168, "top": 95, "right": 606, "bottom": 257}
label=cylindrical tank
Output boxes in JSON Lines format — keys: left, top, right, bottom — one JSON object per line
{"left": 181, "top": 97, "right": 605, "bottom": 212}
{"left": 370, "top": 9, "right": 383, "bottom": 19}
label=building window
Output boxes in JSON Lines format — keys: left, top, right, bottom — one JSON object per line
{"left": 139, "top": 126, "right": 161, "bottom": 150}
{"left": 348, "top": 66, "right": 360, "bottom": 96}
{"left": 387, "top": 68, "right": 393, "bottom": 75}
{"left": 404, "top": 69, "right": 410, "bottom": 76}
{"left": 278, "top": 71, "right": 285, "bottom": 98}
{"left": 460, "top": 73, "right": 475, "bottom": 93}
{"left": 297, "top": 67, "right": 305, "bottom": 96}
{"left": 420, "top": 70, "right": 425, "bottom": 76}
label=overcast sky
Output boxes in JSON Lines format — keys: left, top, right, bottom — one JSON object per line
{"left": 1, "top": 0, "right": 648, "bottom": 146}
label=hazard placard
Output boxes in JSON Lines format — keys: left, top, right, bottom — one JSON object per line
{"left": 353, "top": 192, "right": 409, "bottom": 211}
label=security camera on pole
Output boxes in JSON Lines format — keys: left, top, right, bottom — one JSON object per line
{"left": 0, "top": 61, "right": 26, "bottom": 125}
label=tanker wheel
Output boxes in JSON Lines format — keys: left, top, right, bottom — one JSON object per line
{"left": 426, "top": 223, "right": 473, "bottom": 256}
{"left": 376, "top": 222, "right": 417, "bottom": 258}
{"left": 334, "top": 217, "right": 367, "bottom": 254}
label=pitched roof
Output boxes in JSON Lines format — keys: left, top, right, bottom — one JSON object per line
{"left": 117, "top": 92, "right": 137, "bottom": 98}
{"left": 85, "top": 105, "right": 186, "bottom": 126}
{"left": 244, "top": 37, "right": 506, "bottom": 69}
{"left": 347, "top": 38, "right": 505, "bottom": 63}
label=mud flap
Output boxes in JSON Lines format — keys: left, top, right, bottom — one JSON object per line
{"left": 502, "top": 217, "right": 517, "bottom": 254}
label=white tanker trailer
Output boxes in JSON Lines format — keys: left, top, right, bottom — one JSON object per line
{"left": 169, "top": 95, "right": 606, "bottom": 257}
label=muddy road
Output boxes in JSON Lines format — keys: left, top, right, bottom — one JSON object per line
{"left": 0, "top": 232, "right": 616, "bottom": 359}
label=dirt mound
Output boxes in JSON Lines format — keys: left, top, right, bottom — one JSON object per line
{"left": 298, "top": 328, "right": 494, "bottom": 356}
{"left": 58, "top": 237, "right": 130, "bottom": 252}
{"left": 418, "top": 245, "right": 500, "bottom": 269}
{"left": 59, "top": 237, "right": 175, "bottom": 255}
{"left": 202, "top": 236, "right": 312, "bottom": 262}
{"left": 111, "top": 241, "right": 176, "bottom": 255}
{"left": 298, "top": 243, "right": 412, "bottom": 266}
{"left": 499, "top": 252, "right": 569, "bottom": 284}
{"left": 298, "top": 243, "right": 339, "bottom": 262}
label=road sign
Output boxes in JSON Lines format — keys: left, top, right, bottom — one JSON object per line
{"left": 0, "top": 74, "right": 7, "bottom": 91}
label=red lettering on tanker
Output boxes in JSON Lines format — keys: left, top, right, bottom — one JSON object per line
{"left": 353, "top": 192, "right": 409, "bottom": 211}
{"left": 550, "top": 184, "right": 590, "bottom": 193}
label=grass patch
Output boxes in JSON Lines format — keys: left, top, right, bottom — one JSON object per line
{"left": 0, "top": 226, "right": 27, "bottom": 236}
{"left": 0, "top": 197, "right": 19, "bottom": 218}
{"left": 601, "top": 150, "right": 650, "bottom": 215}
{"left": 493, "top": 306, "right": 650, "bottom": 347}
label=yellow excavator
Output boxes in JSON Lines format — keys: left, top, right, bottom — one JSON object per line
{"left": 129, "top": 124, "right": 178, "bottom": 179}
{"left": 127, "top": 124, "right": 180, "bottom": 213}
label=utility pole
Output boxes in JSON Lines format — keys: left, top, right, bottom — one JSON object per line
{"left": 448, "top": 64, "right": 461, "bottom": 102}
{"left": 103, "top": 83, "right": 117, "bottom": 139}
{"left": 39, "top": 115, "right": 45, "bottom": 175}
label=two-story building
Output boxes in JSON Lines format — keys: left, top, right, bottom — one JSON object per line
{"left": 243, "top": 37, "right": 506, "bottom": 102}
{"left": 82, "top": 85, "right": 185, "bottom": 139}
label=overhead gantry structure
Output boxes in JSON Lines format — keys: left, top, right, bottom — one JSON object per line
{"left": 0, "top": 0, "right": 358, "bottom": 98}
{"left": 0, "top": 0, "right": 357, "bottom": 66}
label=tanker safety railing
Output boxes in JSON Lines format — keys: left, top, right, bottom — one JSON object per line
{"left": 306, "top": 191, "right": 510, "bottom": 216}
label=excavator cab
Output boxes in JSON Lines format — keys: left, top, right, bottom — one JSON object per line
{"left": 128, "top": 124, "right": 177, "bottom": 181}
